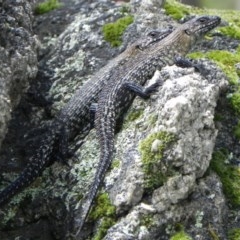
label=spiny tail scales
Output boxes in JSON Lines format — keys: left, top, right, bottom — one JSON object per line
{"left": 75, "top": 15, "right": 221, "bottom": 236}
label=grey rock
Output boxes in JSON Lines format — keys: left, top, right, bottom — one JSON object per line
{"left": 0, "top": 0, "right": 38, "bottom": 148}
{"left": 0, "top": 0, "right": 237, "bottom": 239}
{"left": 102, "top": 61, "right": 228, "bottom": 239}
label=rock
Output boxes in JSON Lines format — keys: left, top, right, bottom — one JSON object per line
{"left": 0, "top": 0, "right": 237, "bottom": 239}
{"left": 102, "top": 61, "right": 228, "bottom": 239}
{"left": 0, "top": 0, "right": 38, "bottom": 148}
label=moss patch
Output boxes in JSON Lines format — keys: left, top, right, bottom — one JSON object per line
{"left": 140, "top": 214, "right": 154, "bottom": 228}
{"left": 89, "top": 193, "right": 116, "bottom": 240}
{"left": 35, "top": 0, "right": 62, "bottom": 15}
{"left": 231, "top": 91, "right": 240, "bottom": 115}
{"left": 233, "top": 121, "right": 240, "bottom": 140}
{"left": 126, "top": 109, "right": 144, "bottom": 122}
{"left": 228, "top": 228, "right": 240, "bottom": 240}
{"left": 170, "top": 230, "right": 193, "bottom": 240}
{"left": 219, "top": 25, "right": 240, "bottom": 40}
{"left": 210, "top": 150, "right": 240, "bottom": 207}
{"left": 188, "top": 46, "right": 240, "bottom": 117}
{"left": 139, "top": 131, "right": 175, "bottom": 191}
{"left": 163, "top": 0, "right": 191, "bottom": 20}
{"left": 110, "top": 159, "right": 121, "bottom": 169}
{"left": 208, "top": 224, "right": 220, "bottom": 240}
{"left": 164, "top": 1, "right": 240, "bottom": 40}
{"left": 188, "top": 46, "right": 240, "bottom": 85}
{"left": 102, "top": 15, "right": 134, "bottom": 47}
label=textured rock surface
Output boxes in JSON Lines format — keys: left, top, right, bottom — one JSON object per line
{"left": 0, "top": 0, "right": 239, "bottom": 239}
{"left": 0, "top": 0, "right": 38, "bottom": 148}
{"left": 102, "top": 62, "right": 228, "bottom": 239}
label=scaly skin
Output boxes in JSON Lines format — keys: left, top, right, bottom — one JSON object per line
{"left": 0, "top": 28, "right": 172, "bottom": 207}
{"left": 75, "top": 15, "right": 221, "bottom": 237}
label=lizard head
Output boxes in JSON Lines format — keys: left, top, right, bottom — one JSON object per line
{"left": 182, "top": 15, "right": 221, "bottom": 39}
{"left": 135, "top": 28, "right": 173, "bottom": 51}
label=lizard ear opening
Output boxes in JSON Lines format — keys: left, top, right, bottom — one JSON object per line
{"left": 184, "top": 29, "right": 191, "bottom": 35}
{"left": 135, "top": 44, "right": 143, "bottom": 51}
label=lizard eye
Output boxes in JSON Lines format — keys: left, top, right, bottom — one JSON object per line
{"left": 198, "top": 17, "right": 207, "bottom": 23}
{"left": 148, "top": 31, "right": 158, "bottom": 37}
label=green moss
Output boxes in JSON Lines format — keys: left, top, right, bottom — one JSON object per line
{"left": 148, "top": 114, "right": 158, "bottom": 126}
{"left": 208, "top": 225, "right": 220, "bottom": 240}
{"left": 219, "top": 25, "right": 240, "bottom": 40}
{"left": 89, "top": 193, "right": 116, "bottom": 240}
{"left": 231, "top": 92, "right": 240, "bottom": 115}
{"left": 139, "top": 131, "right": 175, "bottom": 191}
{"left": 140, "top": 214, "right": 154, "bottom": 228}
{"left": 210, "top": 150, "right": 240, "bottom": 207}
{"left": 188, "top": 47, "right": 240, "bottom": 85}
{"left": 214, "top": 113, "right": 224, "bottom": 122}
{"left": 188, "top": 45, "right": 240, "bottom": 115}
{"left": 110, "top": 159, "right": 121, "bottom": 169}
{"left": 35, "top": 0, "right": 62, "bottom": 14}
{"left": 163, "top": 0, "right": 190, "bottom": 20}
{"left": 228, "top": 228, "right": 240, "bottom": 240}
{"left": 233, "top": 121, "right": 240, "bottom": 140}
{"left": 126, "top": 109, "right": 144, "bottom": 122}
{"left": 170, "top": 230, "right": 193, "bottom": 240}
{"left": 164, "top": 1, "right": 240, "bottom": 40}
{"left": 102, "top": 15, "right": 134, "bottom": 47}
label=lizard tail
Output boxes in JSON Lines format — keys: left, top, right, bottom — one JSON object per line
{"left": 75, "top": 110, "right": 115, "bottom": 237}
{"left": 0, "top": 131, "right": 57, "bottom": 207}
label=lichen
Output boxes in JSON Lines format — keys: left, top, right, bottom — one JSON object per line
{"left": 228, "top": 228, "right": 240, "bottom": 240}
{"left": 89, "top": 193, "right": 116, "bottom": 240}
{"left": 0, "top": 173, "right": 46, "bottom": 227}
{"left": 35, "top": 0, "right": 62, "bottom": 15}
{"left": 139, "top": 131, "right": 175, "bottom": 191}
{"left": 170, "top": 230, "right": 193, "bottom": 240}
{"left": 210, "top": 149, "right": 240, "bottom": 207}
{"left": 195, "top": 210, "right": 204, "bottom": 228}
{"left": 102, "top": 15, "right": 134, "bottom": 47}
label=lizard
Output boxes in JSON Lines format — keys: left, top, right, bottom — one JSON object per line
{"left": 75, "top": 15, "right": 221, "bottom": 236}
{"left": 0, "top": 28, "right": 173, "bottom": 207}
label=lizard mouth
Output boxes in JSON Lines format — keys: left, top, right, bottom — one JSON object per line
{"left": 197, "top": 16, "right": 221, "bottom": 35}
{"left": 184, "top": 16, "right": 221, "bottom": 36}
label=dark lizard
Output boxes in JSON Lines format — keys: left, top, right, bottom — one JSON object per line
{"left": 0, "top": 28, "right": 173, "bottom": 207}
{"left": 75, "top": 15, "right": 221, "bottom": 236}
